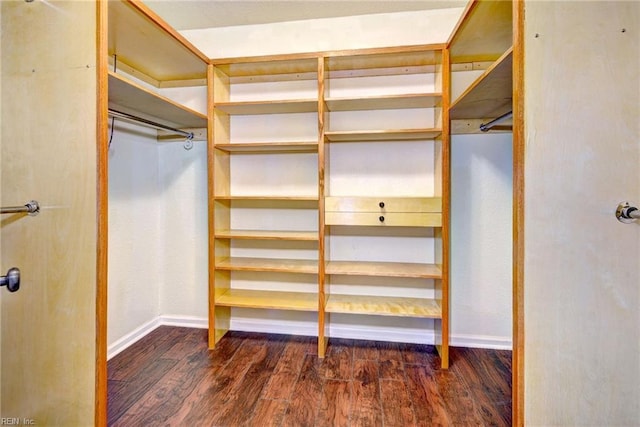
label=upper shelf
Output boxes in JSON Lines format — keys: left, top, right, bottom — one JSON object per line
{"left": 325, "top": 129, "right": 441, "bottom": 142}
{"left": 326, "top": 48, "right": 441, "bottom": 76}
{"left": 214, "top": 142, "right": 318, "bottom": 153}
{"left": 325, "top": 94, "right": 441, "bottom": 112}
{"left": 108, "top": 0, "right": 208, "bottom": 83}
{"left": 215, "top": 99, "right": 318, "bottom": 115}
{"left": 448, "top": 0, "right": 513, "bottom": 63}
{"left": 449, "top": 48, "right": 513, "bottom": 120}
{"left": 108, "top": 72, "right": 207, "bottom": 128}
{"left": 212, "top": 57, "right": 319, "bottom": 83}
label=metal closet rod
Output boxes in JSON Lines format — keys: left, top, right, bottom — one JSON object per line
{"left": 1, "top": 200, "right": 40, "bottom": 215}
{"left": 108, "top": 109, "right": 194, "bottom": 139}
{"left": 480, "top": 111, "right": 513, "bottom": 132}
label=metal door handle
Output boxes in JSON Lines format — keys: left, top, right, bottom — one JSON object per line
{"left": 616, "top": 202, "right": 640, "bottom": 223}
{"left": 0, "top": 268, "right": 20, "bottom": 292}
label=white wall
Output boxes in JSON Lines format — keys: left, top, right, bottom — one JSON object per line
{"left": 183, "top": 9, "right": 465, "bottom": 58}
{"left": 108, "top": 121, "right": 163, "bottom": 345}
{"left": 108, "top": 6, "right": 514, "bottom": 351}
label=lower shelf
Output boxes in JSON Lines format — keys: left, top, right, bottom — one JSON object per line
{"left": 326, "top": 260, "right": 441, "bottom": 278}
{"left": 216, "top": 289, "right": 318, "bottom": 311}
{"left": 325, "top": 294, "right": 441, "bottom": 318}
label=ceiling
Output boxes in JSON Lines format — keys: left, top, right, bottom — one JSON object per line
{"left": 144, "top": 0, "right": 467, "bottom": 31}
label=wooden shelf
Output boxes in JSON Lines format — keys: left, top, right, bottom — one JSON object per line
{"left": 215, "top": 142, "right": 318, "bottom": 153}
{"left": 326, "top": 261, "right": 441, "bottom": 278}
{"left": 216, "top": 289, "right": 317, "bottom": 311}
{"left": 327, "top": 49, "right": 440, "bottom": 74}
{"left": 215, "top": 229, "right": 318, "bottom": 241}
{"left": 325, "top": 294, "right": 441, "bottom": 318}
{"left": 214, "top": 195, "right": 319, "bottom": 202}
{"left": 450, "top": 48, "right": 513, "bottom": 120}
{"left": 325, "top": 93, "right": 441, "bottom": 112}
{"left": 108, "top": 0, "right": 207, "bottom": 83}
{"left": 448, "top": 0, "right": 513, "bottom": 63}
{"left": 108, "top": 72, "right": 207, "bottom": 128}
{"left": 212, "top": 57, "right": 319, "bottom": 82}
{"left": 325, "top": 128, "right": 441, "bottom": 142}
{"left": 215, "top": 99, "right": 318, "bottom": 115}
{"left": 215, "top": 257, "right": 318, "bottom": 274}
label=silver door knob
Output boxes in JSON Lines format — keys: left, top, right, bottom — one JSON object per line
{"left": 616, "top": 202, "right": 640, "bottom": 223}
{"left": 0, "top": 268, "right": 20, "bottom": 292}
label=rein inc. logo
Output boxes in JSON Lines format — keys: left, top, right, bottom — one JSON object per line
{"left": 0, "top": 419, "right": 35, "bottom": 425}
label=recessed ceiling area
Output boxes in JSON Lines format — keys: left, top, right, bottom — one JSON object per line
{"left": 145, "top": 0, "right": 467, "bottom": 31}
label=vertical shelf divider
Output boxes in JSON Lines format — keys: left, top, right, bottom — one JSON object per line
{"left": 435, "top": 47, "right": 451, "bottom": 369}
{"left": 317, "top": 56, "right": 328, "bottom": 357}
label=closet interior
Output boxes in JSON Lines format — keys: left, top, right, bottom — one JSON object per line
{"left": 104, "top": 0, "right": 514, "bottom": 374}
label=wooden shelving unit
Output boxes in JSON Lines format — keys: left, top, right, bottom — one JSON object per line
{"left": 448, "top": 0, "right": 513, "bottom": 124}
{"left": 320, "top": 46, "right": 450, "bottom": 367}
{"left": 107, "top": 0, "right": 208, "bottom": 139}
{"left": 210, "top": 55, "right": 321, "bottom": 350}
{"left": 209, "top": 45, "right": 450, "bottom": 367}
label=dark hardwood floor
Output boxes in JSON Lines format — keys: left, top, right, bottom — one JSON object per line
{"left": 108, "top": 326, "right": 511, "bottom": 426}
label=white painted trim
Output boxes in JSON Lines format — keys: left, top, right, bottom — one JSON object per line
{"left": 158, "top": 314, "right": 208, "bottom": 329}
{"left": 108, "top": 315, "right": 512, "bottom": 360}
{"left": 107, "top": 317, "right": 161, "bottom": 360}
{"left": 450, "top": 333, "right": 513, "bottom": 350}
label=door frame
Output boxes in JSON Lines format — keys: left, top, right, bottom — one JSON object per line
{"left": 95, "top": 0, "right": 109, "bottom": 425}
{"left": 513, "top": 0, "right": 525, "bottom": 425}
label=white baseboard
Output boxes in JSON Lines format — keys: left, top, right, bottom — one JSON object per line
{"left": 158, "top": 314, "right": 208, "bottom": 329}
{"left": 231, "top": 318, "right": 512, "bottom": 350}
{"left": 108, "top": 315, "right": 512, "bottom": 360}
{"left": 450, "top": 333, "right": 512, "bottom": 350}
{"left": 107, "top": 315, "right": 208, "bottom": 360}
{"left": 107, "top": 317, "right": 162, "bottom": 360}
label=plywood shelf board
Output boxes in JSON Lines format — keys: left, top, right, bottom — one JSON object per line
{"left": 215, "top": 229, "right": 318, "bottom": 241}
{"left": 326, "top": 261, "right": 441, "bottom": 278}
{"left": 108, "top": 0, "right": 207, "bottom": 81}
{"left": 216, "top": 289, "right": 318, "bottom": 311}
{"left": 215, "top": 257, "right": 318, "bottom": 274}
{"left": 448, "top": 0, "right": 513, "bottom": 63}
{"left": 327, "top": 49, "right": 439, "bottom": 72}
{"left": 214, "top": 142, "right": 318, "bottom": 153}
{"left": 214, "top": 58, "right": 319, "bottom": 79}
{"left": 325, "top": 129, "right": 442, "bottom": 142}
{"left": 325, "top": 294, "right": 441, "bottom": 318}
{"left": 325, "top": 93, "right": 441, "bottom": 112}
{"left": 450, "top": 49, "right": 513, "bottom": 120}
{"left": 213, "top": 195, "right": 319, "bottom": 201}
{"left": 108, "top": 72, "right": 207, "bottom": 128}
{"left": 215, "top": 99, "right": 318, "bottom": 115}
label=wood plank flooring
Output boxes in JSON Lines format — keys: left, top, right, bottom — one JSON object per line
{"left": 108, "top": 326, "right": 511, "bottom": 426}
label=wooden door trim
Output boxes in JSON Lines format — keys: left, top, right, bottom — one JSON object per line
{"left": 512, "top": 0, "right": 525, "bottom": 425}
{"left": 96, "top": 0, "right": 109, "bottom": 425}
